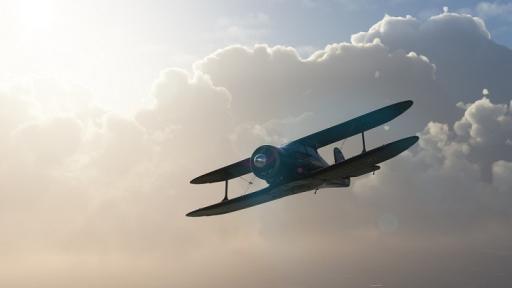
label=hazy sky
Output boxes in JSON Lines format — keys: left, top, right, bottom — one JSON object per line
{"left": 2, "top": 0, "right": 512, "bottom": 112}
{"left": 1, "top": 1, "right": 512, "bottom": 287}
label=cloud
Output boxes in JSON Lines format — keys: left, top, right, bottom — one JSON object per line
{"left": 454, "top": 96, "right": 512, "bottom": 146}
{"left": 353, "top": 97, "right": 512, "bottom": 235}
{"left": 476, "top": 1, "right": 512, "bottom": 20}
{"left": 493, "top": 160, "right": 512, "bottom": 191}
{"left": 351, "top": 12, "right": 512, "bottom": 114}
{"left": 13, "top": 116, "right": 82, "bottom": 168}
{"left": 0, "top": 9, "right": 511, "bottom": 288}
{"left": 196, "top": 42, "right": 437, "bottom": 134}
{"left": 137, "top": 68, "right": 231, "bottom": 130}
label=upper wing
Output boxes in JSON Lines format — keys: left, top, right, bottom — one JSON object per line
{"left": 311, "top": 135, "right": 418, "bottom": 181}
{"left": 190, "top": 158, "right": 252, "bottom": 184}
{"left": 289, "top": 100, "right": 413, "bottom": 148}
{"left": 190, "top": 100, "right": 412, "bottom": 184}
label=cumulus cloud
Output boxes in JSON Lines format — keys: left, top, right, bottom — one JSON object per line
{"left": 196, "top": 42, "right": 436, "bottom": 127}
{"left": 13, "top": 116, "right": 82, "bottom": 168}
{"left": 476, "top": 1, "right": 512, "bottom": 20}
{"left": 352, "top": 12, "right": 512, "bottom": 114}
{"left": 454, "top": 97, "right": 512, "bottom": 145}
{"left": 0, "top": 9, "right": 511, "bottom": 288}
{"left": 493, "top": 160, "right": 512, "bottom": 191}
{"left": 354, "top": 97, "right": 512, "bottom": 234}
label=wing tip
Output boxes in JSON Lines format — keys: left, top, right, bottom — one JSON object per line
{"left": 401, "top": 135, "right": 419, "bottom": 150}
{"left": 190, "top": 175, "right": 214, "bottom": 184}
{"left": 186, "top": 211, "right": 200, "bottom": 217}
{"left": 186, "top": 207, "right": 220, "bottom": 217}
{"left": 186, "top": 206, "right": 208, "bottom": 216}
{"left": 190, "top": 178, "right": 203, "bottom": 184}
{"left": 399, "top": 99, "right": 413, "bottom": 110}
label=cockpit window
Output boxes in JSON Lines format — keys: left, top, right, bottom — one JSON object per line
{"left": 284, "top": 143, "right": 317, "bottom": 156}
{"left": 285, "top": 143, "right": 305, "bottom": 153}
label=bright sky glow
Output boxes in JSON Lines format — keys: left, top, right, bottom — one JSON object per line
{"left": 1, "top": 0, "right": 511, "bottom": 113}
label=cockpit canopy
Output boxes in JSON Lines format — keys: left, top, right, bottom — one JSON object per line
{"left": 282, "top": 142, "right": 319, "bottom": 156}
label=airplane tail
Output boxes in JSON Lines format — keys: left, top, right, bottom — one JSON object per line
{"left": 334, "top": 147, "right": 345, "bottom": 163}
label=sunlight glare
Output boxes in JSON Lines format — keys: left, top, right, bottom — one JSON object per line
{"left": 17, "top": 0, "right": 54, "bottom": 33}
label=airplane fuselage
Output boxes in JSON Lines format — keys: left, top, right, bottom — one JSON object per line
{"left": 253, "top": 142, "right": 350, "bottom": 188}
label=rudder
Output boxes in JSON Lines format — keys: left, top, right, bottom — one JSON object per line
{"left": 334, "top": 147, "right": 345, "bottom": 163}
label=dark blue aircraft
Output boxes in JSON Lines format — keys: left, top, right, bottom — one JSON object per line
{"left": 188, "top": 100, "right": 418, "bottom": 217}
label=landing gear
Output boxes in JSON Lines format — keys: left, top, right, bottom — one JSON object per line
{"left": 361, "top": 131, "right": 367, "bottom": 153}
{"left": 222, "top": 180, "right": 229, "bottom": 202}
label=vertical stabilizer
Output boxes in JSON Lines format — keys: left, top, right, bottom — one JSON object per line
{"left": 334, "top": 147, "right": 345, "bottom": 163}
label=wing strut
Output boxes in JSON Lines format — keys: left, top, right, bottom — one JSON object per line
{"left": 222, "top": 180, "right": 229, "bottom": 202}
{"left": 361, "top": 131, "right": 367, "bottom": 153}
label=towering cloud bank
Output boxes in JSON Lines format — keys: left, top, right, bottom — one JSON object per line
{"left": 351, "top": 12, "right": 512, "bottom": 110}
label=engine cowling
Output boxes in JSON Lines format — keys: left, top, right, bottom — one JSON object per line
{"left": 250, "top": 145, "right": 283, "bottom": 182}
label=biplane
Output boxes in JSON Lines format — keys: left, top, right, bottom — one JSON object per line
{"left": 187, "top": 100, "right": 418, "bottom": 217}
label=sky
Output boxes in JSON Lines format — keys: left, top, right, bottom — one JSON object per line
{"left": 1, "top": 0, "right": 512, "bottom": 287}
{"left": 3, "top": 0, "right": 512, "bottom": 112}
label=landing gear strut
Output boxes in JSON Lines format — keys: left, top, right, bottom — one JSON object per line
{"left": 222, "top": 180, "right": 229, "bottom": 202}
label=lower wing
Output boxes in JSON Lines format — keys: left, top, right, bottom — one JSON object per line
{"left": 311, "top": 135, "right": 418, "bottom": 181}
{"left": 188, "top": 184, "right": 285, "bottom": 217}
